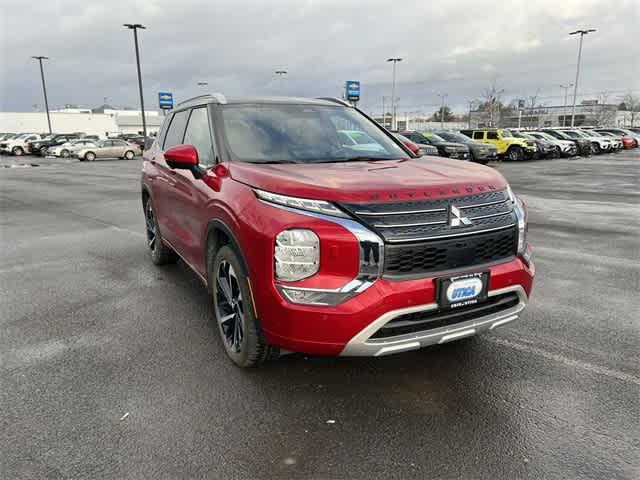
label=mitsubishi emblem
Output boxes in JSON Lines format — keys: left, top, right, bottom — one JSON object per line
{"left": 449, "top": 204, "right": 472, "bottom": 227}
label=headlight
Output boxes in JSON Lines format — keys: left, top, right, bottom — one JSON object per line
{"left": 255, "top": 188, "right": 348, "bottom": 218}
{"left": 275, "top": 229, "right": 319, "bottom": 281}
{"left": 507, "top": 186, "right": 529, "bottom": 258}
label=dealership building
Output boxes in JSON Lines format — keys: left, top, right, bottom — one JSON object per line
{"left": 469, "top": 102, "right": 637, "bottom": 129}
{"left": 0, "top": 107, "right": 164, "bottom": 138}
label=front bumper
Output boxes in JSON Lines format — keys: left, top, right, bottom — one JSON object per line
{"left": 341, "top": 284, "right": 527, "bottom": 356}
{"left": 260, "top": 255, "right": 534, "bottom": 356}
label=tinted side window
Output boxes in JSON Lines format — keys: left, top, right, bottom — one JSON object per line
{"left": 473, "top": 132, "right": 484, "bottom": 140}
{"left": 487, "top": 131, "right": 498, "bottom": 140}
{"left": 163, "top": 110, "right": 190, "bottom": 149}
{"left": 183, "top": 107, "right": 215, "bottom": 166}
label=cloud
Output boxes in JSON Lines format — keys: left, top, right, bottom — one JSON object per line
{"left": 1, "top": 0, "right": 638, "bottom": 115}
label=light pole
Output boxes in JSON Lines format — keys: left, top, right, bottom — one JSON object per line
{"left": 123, "top": 23, "right": 147, "bottom": 138}
{"left": 559, "top": 83, "right": 574, "bottom": 126}
{"left": 437, "top": 93, "right": 448, "bottom": 128}
{"left": 387, "top": 58, "right": 402, "bottom": 130}
{"left": 275, "top": 70, "right": 287, "bottom": 93}
{"left": 32, "top": 56, "right": 52, "bottom": 134}
{"left": 489, "top": 89, "right": 504, "bottom": 127}
{"left": 569, "top": 29, "right": 596, "bottom": 127}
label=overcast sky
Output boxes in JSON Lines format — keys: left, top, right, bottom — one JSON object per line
{"left": 1, "top": 0, "right": 638, "bottom": 115}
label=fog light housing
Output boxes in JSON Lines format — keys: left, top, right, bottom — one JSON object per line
{"left": 275, "top": 229, "right": 319, "bottom": 281}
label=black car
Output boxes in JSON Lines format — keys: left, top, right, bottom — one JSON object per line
{"left": 28, "top": 133, "right": 81, "bottom": 156}
{"left": 400, "top": 131, "right": 470, "bottom": 160}
{"left": 511, "top": 130, "right": 558, "bottom": 159}
{"left": 542, "top": 129, "right": 592, "bottom": 156}
{"left": 434, "top": 130, "right": 498, "bottom": 164}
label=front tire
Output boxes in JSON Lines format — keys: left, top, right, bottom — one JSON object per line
{"left": 212, "top": 245, "right": 277, "bottom": 367}
{"left": 144, "top": 197, "right": 178, "bottom": 265}
{"left": 592, "top": 143, "right": 601, "bottom": 154}
{"left": 506, "top": 146, "right": 523, "bottom": 161}
{"left": 60, "top": 149, "right": 70, "bottom": 158}
{"left": 12, "top": 146, "right": 23, "bottom": 156}
{"left": 84, "top": 151, "right": 96, "bottom": 162}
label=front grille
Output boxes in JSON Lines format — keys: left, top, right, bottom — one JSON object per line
{"left": 370, "top": 291, "right": 520, "bottom": 339}
{"left": 384, "top": 228, "right": 516, "bottom": 277}
{"left": 339, "top": 190, "right": 517, "bottom": 278}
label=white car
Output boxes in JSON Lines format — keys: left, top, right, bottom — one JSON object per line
{"left": 48, "top": 139, "right": 99, "bottom": 158}
{"left": 528, "top": 131, "right": 577, "bottom": 157}
{"left": 562, "top": 129, "right": 612, "bottom": 154}
{"left": 0, "top": 133, "right": 42, "bottom": 156}
{"left": 585, "top": 130, "right": 622, "bottom": 151}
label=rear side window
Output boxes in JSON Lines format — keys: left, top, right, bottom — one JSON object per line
{"left": 163, "top": 110, "right": 190, "bottom": 149}
{"left": 473, "top": 131, "right": 484, "bottom": 140}
{"left": 487, "top": 131, "right": 498, "bottom": 140}
{"left": 183, "top": 107, "right": 215, "bottom": 167}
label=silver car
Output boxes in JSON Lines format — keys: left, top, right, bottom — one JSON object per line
{"left": 48, "top": 139, "right": 99, "bottom": 158}
{"left": 74, "top": 139, "right": 142, "bottom": 161}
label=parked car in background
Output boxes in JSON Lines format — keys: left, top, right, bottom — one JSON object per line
{"left": 0, "top": 133, "right": 42, "bottom": 156}
{"left": 48, "top": 139, "right": 99, "bottom": 158}
{"left": 594, "top": 128, "right": 640, "bottom": 146}
{"left": 581, "top": 129, "right": 622, "bottom": 151}
{"left": 401, "top": 131, "right": 470, "bottom": 160}
{"left": 562, "top": 129, "right": 612, "bottom": 154}
{"left": 542, "top": 129, "right": 592, "bottom": 156}
{"left": 28, "top": 133, "right": 81, "bottom": 156}
{"left": 510, "top": 130, "right": 558, "bottom": 158}
{"left": 460, "top": 128, "right": 536, "bottom": 161}
{"left": 595, "top": 131, "right": 637, "bottom": 149}
{"left": 527, "top": 131, "right": 577, "bottom": 157}
{"left": 434, "top": 130, "right": 497, "bottom": 164}
{"left": 394, "top": 133, "right": 439, "bottom": 156}
{"left": 394, "top": 133, "right": 420, "bottom": 155}
{"left": 73, "top": 139, "right": 142, "bottom": 161}
{"left": 0, "top": 133, "right": 17, "bottom": 141}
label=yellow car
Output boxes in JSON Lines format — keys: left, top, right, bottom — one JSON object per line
{"left": 460, "top": 129, "right": 536, "bottom": 161}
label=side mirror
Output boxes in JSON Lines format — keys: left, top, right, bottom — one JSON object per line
{"left": 164, "top": 144, "right": 199, "bottom": 169}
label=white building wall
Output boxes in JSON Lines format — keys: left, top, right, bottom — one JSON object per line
{"left": 0, "top": 112, "right": 118, "bottom": 138}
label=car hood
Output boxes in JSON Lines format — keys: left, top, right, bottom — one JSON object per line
{"left": 229, "top": 158, "right": 508, "bottom": 203}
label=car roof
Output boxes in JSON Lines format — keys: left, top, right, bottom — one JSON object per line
{"left": 177, "top": 94, "right": 347, "bottom": 110}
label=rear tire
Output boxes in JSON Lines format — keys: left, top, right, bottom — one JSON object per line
{"left": 84, "top": 151, "right": 96, "bottom": 162}
{"left": 124, "top": 150, "right": 135, "bottom": 160}
{"left": 144, "top": 197, "right": 179, "bottom": 265}
{"left": 12, "top": 146, "right": 23, "bottom": 156}
{"left": 60, "top": 149, "right": 70, "bottom": 158}
{"left": 212, "top": 245, "right": 278, "bottom": 367}
{"left": 506, "top": 146, "right": 523, "bottom": 161}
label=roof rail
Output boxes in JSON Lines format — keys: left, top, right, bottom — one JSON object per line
{"left": 316, "top": 97, "right": 352, "bottom": 107}
{"left": 177, "top": 93, "right": 227, "bottom": 107}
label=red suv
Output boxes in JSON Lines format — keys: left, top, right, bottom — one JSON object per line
{"left": 141, "top": 95, "right": 534, "bottom": 367}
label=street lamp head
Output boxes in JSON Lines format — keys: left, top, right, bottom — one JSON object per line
{"left": 123, "top": 23, "right": 146, "bottom": 29}
{"left": 275, "top": 70, "right": 287, "bottom": 75}
{"left": 569, "top": 28, "right": 596, "bottom": 35}
{"left": 386, "top": 57, "right": 403, "bottom": 63}
{"left": 32, "top": 56, "right": 49, "bottom": 60}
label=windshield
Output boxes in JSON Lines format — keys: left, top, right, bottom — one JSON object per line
{"left": 500, "top": 130, "right": 513, "bottom": 138}
{"left": 220, "top": 104, "right": 408, "bottom": 163}
{"left": 435, "top": 131, "right": 470, "bottom": 143}
{"left": 563, "top": 131, "right": 582, "bottom": 138}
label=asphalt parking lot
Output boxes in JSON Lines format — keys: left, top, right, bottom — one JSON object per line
{"left": 1, "top": 151, "right": 638, "bottom": 479}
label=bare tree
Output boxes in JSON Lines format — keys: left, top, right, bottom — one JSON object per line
{"left": 481, "top": 81, "right": 504, "bottom": 127}
{"left": 619, "top": 92, "right": 639, "bottom": 126}
{"left": 592, "top": 91, "right": 616, "bottom": 126}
